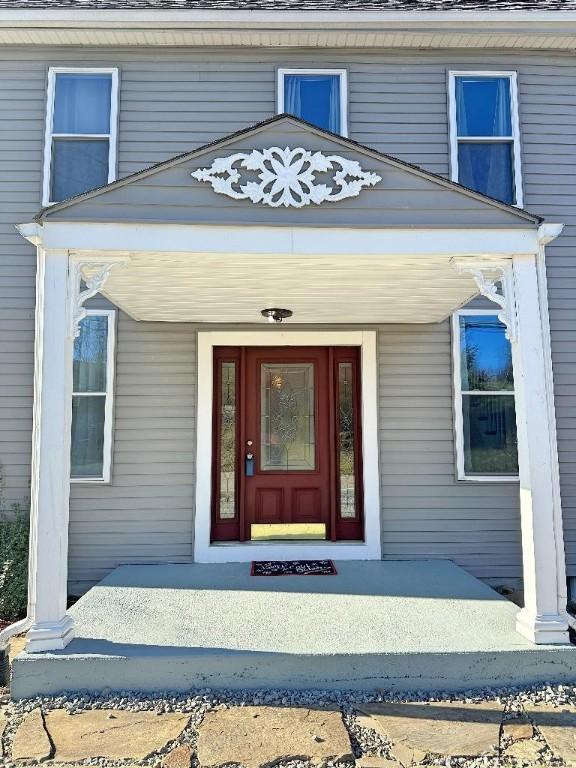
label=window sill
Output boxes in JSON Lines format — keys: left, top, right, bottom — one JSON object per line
{"left": 457, "top": 475, "right": 519, "bottom": 483}
{"left": 70, "top": 477, "right": 109, "bottom": 484}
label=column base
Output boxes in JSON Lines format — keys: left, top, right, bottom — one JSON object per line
{"left": 25, "top": 615, "right": 75, "bottom": 653}
{"left": 516, "top": 607, "right": 570, "bottom": 645}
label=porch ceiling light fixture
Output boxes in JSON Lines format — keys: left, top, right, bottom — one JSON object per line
{"left": 261, "top": 308, "right": 293, "bottom": 324}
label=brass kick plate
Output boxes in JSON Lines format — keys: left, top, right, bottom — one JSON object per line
{"left": 250, "top": 523, "right": 326, "bottom": 541}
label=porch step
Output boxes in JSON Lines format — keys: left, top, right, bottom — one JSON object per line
{"left": 11, "top": 561, "right": 576, "bottom": 698}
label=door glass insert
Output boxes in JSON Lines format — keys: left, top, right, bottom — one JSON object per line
{"left": 338, "top": 362, "right": 356, "bottom": 518}
{"left": 219, "top": 361, "right": 236, "bottom": 519}
{"left": 261, "top": 363, "right": 315, "bottom": 471}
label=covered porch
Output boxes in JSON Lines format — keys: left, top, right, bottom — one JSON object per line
{"left": 9, "top": 115, "right": 576, "bottom": 694}
{"left": 11, "top": 560, "right": 576, "bottom": 698}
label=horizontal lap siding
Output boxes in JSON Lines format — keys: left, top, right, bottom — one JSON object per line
{"left": 68, "top": 316, "right": 196, "bottom": 593}
{"left": 378, "top": 324, "right": 522, "bottom": 582}
{"left": 0, "top": 48, "right": 572, "bottom": 590}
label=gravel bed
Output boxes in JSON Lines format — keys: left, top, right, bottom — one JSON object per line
{"left": 2, "top": 683, "right": 576, "bottom": 768}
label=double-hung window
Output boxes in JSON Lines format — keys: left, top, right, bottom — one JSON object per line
{"left": 452, "top": 310, "right": 518, "bottom": 481}
{"left": 43, "top": 68, "right": 119, "bottom": 205}
{"left": 449, "top": 72, "right": 522, "bottom": 206}
{"left": 71, "top": 310, "right": 116, "bottom": 483}
{"left": 278, "top": 68, "right": 347, "bottom": 136}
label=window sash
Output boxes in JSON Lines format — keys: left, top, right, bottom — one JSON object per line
{"left": 43, "top": 67, "right": 119, "bottom": 206}
{"left": 452, "top": 310, "right": 519, "bottom": 482}
{"left": 70, "top": 309, "right": 116, "bottom": 483}
{"left": 448, "top": 71, "right": 523, "bottom": 207}
{"left": 277, "top": 68, "right": 348, "bottom": 137}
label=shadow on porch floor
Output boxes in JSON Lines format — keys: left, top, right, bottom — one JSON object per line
{"left": 11, "top": 560, "right": 576, "bottom": 698}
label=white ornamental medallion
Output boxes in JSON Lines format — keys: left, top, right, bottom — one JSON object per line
{"left": 191, "top": 146, "right": 381, "bottom": 208}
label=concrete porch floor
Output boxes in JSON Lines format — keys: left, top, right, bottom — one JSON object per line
{"left": 11, "top": 560, "right": 576, "bottom": 698}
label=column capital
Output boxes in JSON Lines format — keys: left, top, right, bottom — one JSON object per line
{"left": 453, "top": 257, "right": 516, "bottom": 341}
{"left": 69, "top": 256, "right": 130, "bottom": 338}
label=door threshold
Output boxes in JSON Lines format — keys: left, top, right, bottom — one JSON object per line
{"left": 211, "top": 540, "right": 367, "bottom": 547}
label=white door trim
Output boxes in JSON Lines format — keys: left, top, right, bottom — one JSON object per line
{"left": 193, "top": 330, "right": 382, "bottom": 563}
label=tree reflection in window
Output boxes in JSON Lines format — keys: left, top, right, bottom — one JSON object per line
{"left": 338, "top": 362, "right": 356, "bottom": 518}
{"left": 219, "top": 362, "right": 236, "bottom": 519}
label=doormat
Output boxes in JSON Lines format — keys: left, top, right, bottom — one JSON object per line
{"left": 251, "top": 560, "right": 337, "bottom": 576}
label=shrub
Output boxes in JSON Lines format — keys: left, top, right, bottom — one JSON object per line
{"left": 0, "top": 505, "right": 29, "bottom": 621}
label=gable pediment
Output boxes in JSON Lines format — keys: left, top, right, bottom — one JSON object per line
{"left": 38, "top": 114, "right": 541, "bottom": 231}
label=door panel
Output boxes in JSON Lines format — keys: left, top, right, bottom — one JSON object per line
{"left": 244, "top": 347, "right": 331, "bottom": 540}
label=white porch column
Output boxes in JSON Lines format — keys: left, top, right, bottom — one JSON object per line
{"left": 511, "top": 251, "right": 569, "bottom": 644}
{"left": 26, "top": 251, "right": 127, "bottom": 652}
{"left": 26, "top": 248, "right": 75, "bottom": 652}
{"left": 457, "top": 236, "right": 570, "bottom": 645}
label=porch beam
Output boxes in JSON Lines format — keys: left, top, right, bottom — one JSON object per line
{"left": 18, "top": 221, "right": 542, "bottom": 258}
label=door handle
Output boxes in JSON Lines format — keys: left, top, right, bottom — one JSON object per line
{"left": 245, "top": 453, "right": 255, "bottom": 477}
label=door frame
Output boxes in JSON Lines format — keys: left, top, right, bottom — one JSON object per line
{"left": 194, "top": 330, "right": 382, "bottom": 562}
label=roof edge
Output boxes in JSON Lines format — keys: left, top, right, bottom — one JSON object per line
{"left": 37, "top": 113, "right": 543, "bottom": 227}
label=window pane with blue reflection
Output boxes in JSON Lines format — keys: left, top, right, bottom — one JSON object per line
{"left": 73, "top": 315, "right": 109, "bottom": 393}
{"left": 53, "top": 73, "right": 112, "bottom": 135}
{"left": 458, "top": 142, "right": 514, "bottom": 204}
{"left": 283, "top": 74, "right": 341, "bottom": 133}
{"left": 455, "top": 76, "right": 512, "bottom": 137}
{"left": 459, "top": 314, "right": 513, "bottom": 392}
{"left": 462, "top": 395, "right": 518, "bottom": 475}
{"left": 50, "top": 138, "right": 109, "bottom": 202}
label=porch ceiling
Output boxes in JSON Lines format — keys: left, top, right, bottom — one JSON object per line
{"left": 91, "top": 251, "right": 479, "bottom": 324}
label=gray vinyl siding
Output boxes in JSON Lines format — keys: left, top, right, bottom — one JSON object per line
{"left": 45, "top": 120, "right": 535, "bottom": 230}
{"left": 0, "top": 47, "right": 572, "bottom": 590}
{"left": 68, "top": 314, "right": 196, "bottom": 593}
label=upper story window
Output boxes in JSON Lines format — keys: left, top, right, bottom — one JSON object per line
{"left": 448, "top": 72, "right": 522, "bottom": 207}
{"left": 452, "top": 310, "right": 518, "bottom": 481}
{"left": 71, "top": 310, "right": 116, "bottom": 483}
{"left": 277, "top": 68, "right": 348, "bottom": 136}
{"left": 43, "top": 68, "right": 119, "bottom": 205}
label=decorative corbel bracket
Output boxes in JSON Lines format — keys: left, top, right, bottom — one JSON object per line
{"left": 69, "top": 257, "right": 130, "bottom": 338}
{"left": 453, "top": 258, "right": 517, "bottom": 342}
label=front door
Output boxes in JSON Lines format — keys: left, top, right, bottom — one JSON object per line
{"left": 211, "top": 346, "right": 363, "bottom": 542}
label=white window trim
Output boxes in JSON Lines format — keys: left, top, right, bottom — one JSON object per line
{"left": 448, "top": 70, "right": 523, "bottom": 208}
{"left": 70, "top": 308, "right": 116, "bottom": 484}
{"left": 194, "top": 330, "right": 381, "bottom": 562}
{"left": 452, "top": 309, "right": 519, "bottom": 483}
{"left": 277, "top": 67, "right": 348, "bottom": 137}
{"left": 42, "top": 67, "right": 119, "bottom": 207}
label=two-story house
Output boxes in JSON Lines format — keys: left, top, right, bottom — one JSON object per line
{"left": 2, "top": 0, "right": 576, "bottom": 698}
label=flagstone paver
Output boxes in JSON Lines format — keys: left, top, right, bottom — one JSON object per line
{"left": 502, "top": 716, "right": 533, "bottom": 743}
{"left": 357, "top": 701, "right": 504, "bottom": 760}
{"left": 44, "top": 709, "right": 189, "bottom": 762}
{"left": 504, "top": 739, "right": 544, "bottom": 763}
{"left": 355, "top": 756, "right": 402, "bottom": 768}
{"left": 525, "top": 704, "right": 576, "bottom": 766}
{"left": 11, "top": 708, "right": 52, "bottom": 761}
{"left": 161, "top": 742, "right": 194, "bottom": 768}
{"left": 197, "top": 706, "right": 354, "bottom": 768}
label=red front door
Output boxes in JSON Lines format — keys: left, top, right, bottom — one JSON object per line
{"left": 211, "top": 346, "right": 363, "bottom": 542}
{"left": 244, "top": 347, "right": 331, "bottom": 539}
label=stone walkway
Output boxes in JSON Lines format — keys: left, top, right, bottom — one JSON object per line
{"left": 2, "top": 692, "right": 576, "bottom": 768}
{"left": 3, "top": 636, "right": 576, "bottom": 768}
